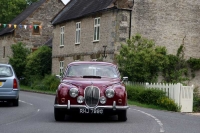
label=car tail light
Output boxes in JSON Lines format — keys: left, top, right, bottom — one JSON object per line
{"left": 13, "top": 78, "right": 18, "bottom": 89}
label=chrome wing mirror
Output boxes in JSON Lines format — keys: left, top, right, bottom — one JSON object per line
{"left": 122, "top": 77, "right": 128, "bottom": 83}
{"left": 55, "top": 75, "right": 62, "bottom": 81}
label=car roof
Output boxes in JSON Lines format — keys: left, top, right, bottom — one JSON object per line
{"left": 0, "top": 63, "right": 12, "bottom": 67}
{"left": 68, "top": 61, "right": 117, "bottom": 66}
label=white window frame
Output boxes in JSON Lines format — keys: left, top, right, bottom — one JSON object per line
{"left": 59, "top": 61, "right": 64, "bottom": 76}
{"left": 75, "top": 22, "right": 81, "bottom": 44}
{"left": 93, "top": 17, "right": 100, "bottom": 41}
{"left": 60, "top": 26, "right": 65, "bottom": 47}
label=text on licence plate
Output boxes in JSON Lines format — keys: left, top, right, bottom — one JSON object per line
{"left": 80, "top": 108, "right": 103, "bottom": 114}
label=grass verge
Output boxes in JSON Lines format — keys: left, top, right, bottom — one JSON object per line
{"left": 20, "top": 85, "right": 56, "bottom": 95}
{"left": 128, "top": 100, "right": 168, "bottom": 111}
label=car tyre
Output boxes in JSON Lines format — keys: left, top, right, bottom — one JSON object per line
{"left": 54, "top": 98, "right": 65, "bottom": 121}
{"left": 54, "top": 108, "right": 65, "bottom": 121}
{"left": 13, "top": 98, "right": 19, "bottom": 106}
{"left": 118, "top": 110, "right": 127, "bottom": 122}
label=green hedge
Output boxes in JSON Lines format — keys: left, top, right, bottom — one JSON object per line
{"left": 31, "top": 74, "right": 60, "bottom": 91}
{"left": 126, "top": 84, "right": 180, "bottom": 112}
{"left": 193, "top": 88, "right": 200, "bottom": 112}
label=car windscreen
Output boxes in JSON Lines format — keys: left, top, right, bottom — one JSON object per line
{"left": 66, "top": 64, "right": 119, "bottom": 78}
{"left": 0, "top": 66, "right": 13, "bottom": 77}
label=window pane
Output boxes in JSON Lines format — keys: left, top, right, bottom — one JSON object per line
{"left": 97, "top": 27, "right": 99, "bottom": 40}
{"left": 78, "top": 30, "right": 80, "bottom": 42}
{"left": 62, "top": 34, "right": 64, "bottom": 45}
{"left": 94, "top": 27, "right": 97, "bottom": 40}
{"left": 95, "top": 19, "right": 97, "bottom": 25}
{"left": 60, "top": 35, "right": 62, "bottom": 45}
{"left": 76, "top": 31, "right": 78, "bottom": 43}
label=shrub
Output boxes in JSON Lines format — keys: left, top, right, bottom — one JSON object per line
{"left": 138, "top": 89, "right": 166, "bottom": 105}
{"left": 116, "top": 34, "right": 167, "bottom": 83}
{"left": 42, "top": 74, "right": 60, "bottom": 91}
{"left": 126, "top": 84, "right": 145, "bottom": 101}
{"left": 31, "top": 74, "right": 60, "bottom": 91}
{"left": 126, "top": 84, "right": 180, "bottom": 112}
{"left": 193, "top": 87, "right": 200, "bottom": 112}
{"left": 24, "top": 45, "right": 52, "bottom": 85}
{"left": 8, "top": 42, "right": 30, "bottom": 80}
{"left": 157, "top": 97, "right": 180, "bottom": 112}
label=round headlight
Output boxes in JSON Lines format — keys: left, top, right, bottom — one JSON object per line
{"left": 77, "top": 96, "right": 84, "bottom": 104}
{"left": 105, "top": 88, "right": 115, "bottom": 98}
{"left": 100, "top": 96, "right": 106, "bottom": 104}
{"left": 69, "top": 88, "right": 79, "bottom": 98}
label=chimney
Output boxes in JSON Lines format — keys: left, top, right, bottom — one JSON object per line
{"left": 114, "top": 0, "right": 134, "bottom": 9}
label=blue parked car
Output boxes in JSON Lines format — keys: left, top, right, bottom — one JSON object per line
{"left": 0, "top": 63, "right": 19, "bottom": 106}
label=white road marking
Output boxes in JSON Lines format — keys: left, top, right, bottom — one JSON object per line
{"left": 4, "top": 109, "right": 40, "bottom": 126}
{"left": 19, "top": 100, "right": 33, "bottom": 105}
{"left": 130, "top": 108, "right": 165, "bottom": 132}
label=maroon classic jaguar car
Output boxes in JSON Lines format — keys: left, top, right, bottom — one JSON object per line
{"left": 54, "top": 61, "right": 129, "bottom": 121}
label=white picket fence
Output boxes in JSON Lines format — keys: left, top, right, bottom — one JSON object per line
{"left": 126, "top": 82, "right": 194, "bottom": 112}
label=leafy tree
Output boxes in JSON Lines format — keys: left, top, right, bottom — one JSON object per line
{"left": 0, "top": 0, "right": 39, "bottom": 25}
{"left": 24, "top": 45, "right": 52, "bottom": 85}
{"left": 116, "top": 34, "right": 167, "bottom": 82}
{"left": 8, "top": 42, "right": 30, "bottom": 79}
{"left": 0, "top": 0, "right": 27, "bottom": 24}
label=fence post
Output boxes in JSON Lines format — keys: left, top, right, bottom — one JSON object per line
{"left": 173, "top": 83, "right": 181, "bottom": 107}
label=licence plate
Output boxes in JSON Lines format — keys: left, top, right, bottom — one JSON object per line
{"left": 0, "top": 82, "right": 2, "bottom": 87}
{"left": 80, "top": 108, "right": 103, "bottom": 114}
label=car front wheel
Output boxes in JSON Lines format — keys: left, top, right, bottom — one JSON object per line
{"left": 54, "top": 108, "right": 65, "bottom": 121}
{"left": 118, "top": 110, "right": 127, "bottom": 121}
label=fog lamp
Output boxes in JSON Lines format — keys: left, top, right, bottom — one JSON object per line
{"left": 77, "top": 96, "right": 84, "bottom": 104}
{"left": 100, "top": 96, "right": 106, "bottom": 104}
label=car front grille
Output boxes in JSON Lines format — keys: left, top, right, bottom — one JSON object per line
{"left": 84, "top": 86, "right": 100, "bottom": 108}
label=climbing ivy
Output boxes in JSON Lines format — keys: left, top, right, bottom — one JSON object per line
{"left": 187, "top": 58, "right": 200, "bottom": 78}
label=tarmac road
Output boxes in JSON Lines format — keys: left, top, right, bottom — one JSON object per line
{"left": 0, "top": 91, "right": 199, "bottom": 133}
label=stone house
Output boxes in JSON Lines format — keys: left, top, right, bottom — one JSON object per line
{"left": 51, "top": 0, "right": 134, "bottom": 75}
{"left": 0, "top": 0, "right": 65, "bottom": 64}
{"left": 51, "top": 0, "right": 200, "bottom": 87}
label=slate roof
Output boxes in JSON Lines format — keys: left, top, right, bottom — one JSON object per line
{"left": 0, "top": 0, "right": 46, "bottom": 36}
{"left": 52, "top": 0, "right": 116, "bottom": 25}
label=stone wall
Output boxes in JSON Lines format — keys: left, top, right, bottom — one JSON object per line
{"left": 131, "top": 0, "right": 200, "bottom": 59}
{"left": 52, "top": 9, "right": 131, "bottom": 74}
{"left": 0, "top": 34, "right": 15, "bottom": 63}
{"left": 131, "top": 0, "right": 200, "bottom": 87}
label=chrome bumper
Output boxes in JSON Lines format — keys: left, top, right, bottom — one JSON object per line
{"left": 54, "top": 100, "right": 129, "bottom": 110}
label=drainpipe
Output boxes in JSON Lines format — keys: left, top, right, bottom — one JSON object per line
{"left": 129, "top": 10, "right": 132, "bottom": 39}
{"left": 129, "top": 0, "right": 134, "bottom": 39}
